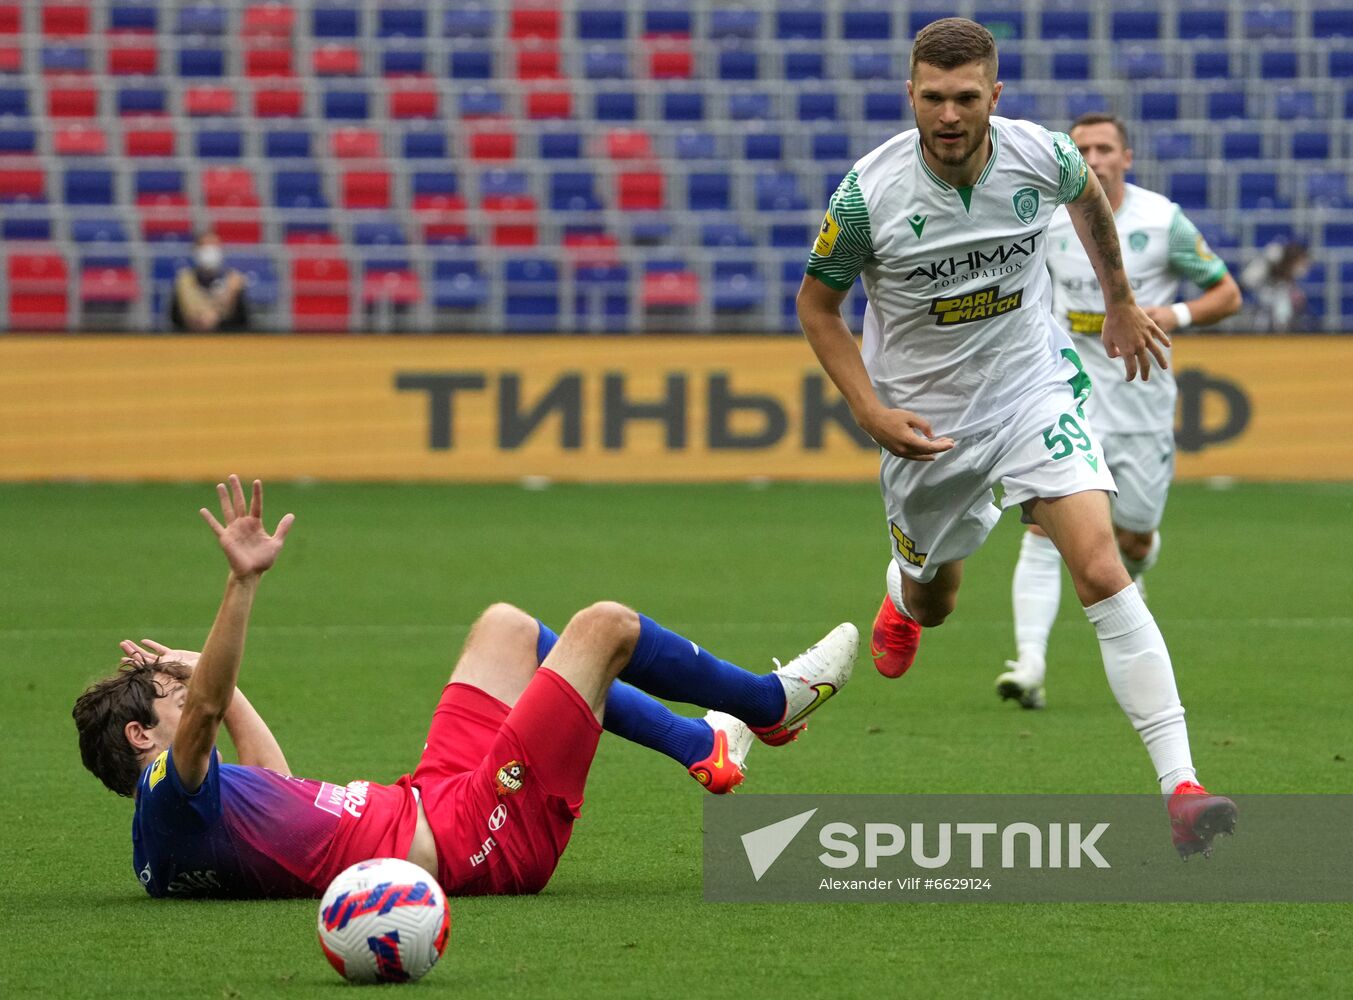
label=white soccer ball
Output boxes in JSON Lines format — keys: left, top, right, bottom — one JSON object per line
{"left": 317, "top": 858, "right": 451, "bottom": 984}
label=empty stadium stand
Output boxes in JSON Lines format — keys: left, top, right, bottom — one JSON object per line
{"left": 0, "top": 2, "right": 1349, "bottom": 332}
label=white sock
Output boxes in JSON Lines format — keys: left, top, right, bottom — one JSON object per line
{"left": 1011, "top": 532, "right": 1061, "bottom": 682}
{"left": 885, "top": 559, "right": 916, "bottom": 620}
{"left": 1085, "top": 584, "right": 1197, "bottom": 796}
{"left": 1121, "top": 531, "right": 1161, "bottom": 579}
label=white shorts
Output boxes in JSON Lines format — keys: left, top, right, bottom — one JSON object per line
{"left": 880, "top": 384, "right": 1117, "bottom": 584}
{"left": 1101, "top": 430, "right": 1174, "bottom": 533}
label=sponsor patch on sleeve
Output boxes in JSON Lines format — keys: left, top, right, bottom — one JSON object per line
{"left": 148, "top": 750, "right": 168, "bottom": 790}
{"left": 813, "top": 213, "right": 841, "bottom": 257}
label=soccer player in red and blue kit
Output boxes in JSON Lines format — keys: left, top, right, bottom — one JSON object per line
{"left": 73, "top": 476, "right": 857, "bottom": 899}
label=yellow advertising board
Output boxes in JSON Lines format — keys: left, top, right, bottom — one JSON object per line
{"left": 1, "top": 335, "right": 1349, "bottom": 482}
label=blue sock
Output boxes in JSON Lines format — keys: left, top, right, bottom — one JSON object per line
{"left": 603, "top": 682, "right": 714, "bottom": 768}
{"left": 620, "top": 615, "right": 785, "bottom": 728}
{"left": 535, "top": 620, "right": 558, "bottom": 663}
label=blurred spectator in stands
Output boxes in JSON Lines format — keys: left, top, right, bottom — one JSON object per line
{"left": 170, "top": 233, "right": 249, "bottom": 332}
{"left": 1240, "top": 240, "right": 1311, "bottom": 333}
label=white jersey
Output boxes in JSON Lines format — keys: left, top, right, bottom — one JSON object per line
{"left": 1046, "top": 184, "right": 1229, "bottom": 434}
{"left": 807, "top": 116, "right": 1091, "bottom": 439}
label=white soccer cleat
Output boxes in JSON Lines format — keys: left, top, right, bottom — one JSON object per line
{"left": 751, "top": 623, "right": 858, "bottom": 746}
{"left": 688, "top": 711, "right": 754, "bottom": 794}
{"left": 996, "top": 660, "right": 1046, "bottom": 710}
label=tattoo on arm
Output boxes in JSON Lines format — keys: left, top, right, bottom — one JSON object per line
{"left": 1083, "top": 195, "right": 1131, "bottom": 304}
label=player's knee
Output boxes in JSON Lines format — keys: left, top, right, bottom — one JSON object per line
{"left": 1077, "top": 553, "right": 1133, "bottom": 602}
{"left": 1117, "top": 531, "right": 1153, "bottom": 563}
{"left": 568, "top": 601, "right": 640, "bottom": 660}
{"left": 470, "top": 602, "right": 538, "bottom": 649}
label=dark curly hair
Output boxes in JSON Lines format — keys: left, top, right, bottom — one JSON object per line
{"left": 73, "top": 660, "right": 191, "bottom": 797}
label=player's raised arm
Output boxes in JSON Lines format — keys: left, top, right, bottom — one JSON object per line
{"left": 172, "top": 476, "right": 294, "bottom": 792}
{"left": 1066, "top": 171, "right": 1170, "bottom": 382}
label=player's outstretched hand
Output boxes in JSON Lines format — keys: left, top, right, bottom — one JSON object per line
{"left": 859, "top": 406, "right": 956, "bottom": 462}
{"left": 119, "top": 639, "right": 201, "bottom": 669}
{"left": 1102, "top": 304, "right": 1170, "bottom": 382}
{"left": 199, "top": 474, "right": 295, "bottom": 580}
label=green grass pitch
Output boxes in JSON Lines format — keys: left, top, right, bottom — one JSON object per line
{"left": 4, "top": 481, "right": 1350, "bottom": 998}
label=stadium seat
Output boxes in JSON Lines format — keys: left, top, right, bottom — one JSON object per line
{"left": 579, "top": 7, "right": 627, "bottom": 40}
{"left": 54, "top": 125, "right": 107, "bottom": 156}
{"left": 674, "top": 130, "right": 717, "bottom": 160}
{"left": 776, "top": 8, "right": 825, "bottom": 40}
{"left": 184, "top": 87, "right": 236, "bottom": 117}
{"left": 745, "top": 133, "right": 783, "bottom": 160}
{"left": 178, "top": 48, "right": 226, "bottom": 78}
{"left": 382, "top": 49, "right": 428, "bottom": 77}
{"left": 510, "top": 8, "right": 560, "bottom": 40}
{"left": 503, "top": 257, "right": 560, "bottom": 331}
{"left": 784, "top": 50, "right": 825, "bottom": 81}
{"left": 712, "top": 261, "right": 766, "bottom": 311}
{"left": 1306, "top": 172, "right": 1350, "bottom": 208}
{"left": 323, "top": 90, "right": 369, "bottom": 120}
{"left": 0, "top": 125, "right": 36, "bottom": 154}
{"left": 313, "top": 45, "right": 362, "bottom": 76}
{"left": 1167, "top": 172, "right": 1209, "bottom": 210}
{"left": 607, "top": 127, "right": 656, "bottom": 160}
{"left": 539, "top": 131, "right": 582, "bottom": 159}
{"left": 313, "top": 5, "right": 360, "bottom": 39}
{"left": 584, "top": 48, "right": 629, "bottom": 80}
{"left": 1292, "top": 131, "right": 1331, "bottom": 160}
{"left": 1315, "top": 9, "right": 1353, "bottom": 37}
{"left": 843, "top": 10, "right": 892, "bottom": 40}
{"left": 0, "top": 168, "right": 47, "bottom": 203}
{"left": 402, "top": 129, "right": 447, "bottom": 160}
{"left": 1193, "top": 51, "right": 1230, "bottom": 80}
{"left": 176, "top": 5, "right": 228, "bottom": 35}
{"left": 254, "top": 87, "right": 304, "bottom": 118}
{"left": 756, "top": 172, "right": 808, "bottom": 211}
{"left": 1178, "top": 9, "right": 1227, "bottom": 40}
{"left": 291, "top": 255, "right": 352, "bottom": 331}
{"left": 1152, "top": 131, "right": 1195, "bottom": 161}
{"left": 1221, "top": 130, "right": 1264, "bottom": 159}
{"left": 331, "top": 127, "right": 382, "bottom": 158}
{"left": 362, "top": 258, "right": 421, "bottom": 309}
{"left": 1139, "top": 92, "right": 1179, "bottom": 121}
{"left": 378, "top": 7, "right": 426, "bottom": 39}
{"left": 1207, "top": 91, "right": 1246, "bottom": 119}
{"left": 1260, "top": 51, "right": 1299, "bottom": 80}
{"left": 242, "top": 4, "right": 294, "bottom": 38}
{"left": 342, "top": 170, "right": 392, "bottom": 210}
{"left": 109, "top": 4, "right": 158, "bottom": 34}
{"left": 227, "top": 252, "right": 281, "bottom": 309}
{"left": 687, "top": 172, "right": 731, "bottom": 212}
{"left": 662, "top": 92, "right": 704, "bottom": 121}
{"left": 1244, "top": 9, "right": 1295, "bottom": 38}
{"left": 642, "top": 262, "right": 700, "bottom": 311}
{"left": 710, "top": 10, "right": 758, "bottom": 39}
{"left": 42, "top": 43, "right": 91, "bottom": 75}
{"left": 203, "top": 167, "right": 260, "bottom": 208}
{"left": 390, "top": 88, "right": 438, "bottom": 119}
{"left": 1040, "top": 11, "right": 1091, "bottom": 39}
{"left": 1111, "top": 10, "right": 1159, "bottom": 40}
{"left": 64, "top": 167, "right": 115, "bottom": 205}
{"left": 550, "top": 171, "right": 603, "bottom": 211}
{"left": 1052, "top": 53, "right": 1091, "bottom": 81}
{"left": 1238, "top": 172, "right": 1288, "bottom": 210}
{"left": 108, "top": 44, "right": 158, "bottom": 75}
{"left": 264, "top": 128, "right": 312, "bottom": 159}
{"left": 42, "top": 5, "right": 91, "bottom": 37}
{"left": 49, "top": 86, "right": 98, "bottom": 118}
{"left": 798, "top": 92, "right": 836, "bottom": 121}
{"left": 618, "top": 171, "right": 664, "bottom": 211}
{"left": 8, "top": 252, "right": 70, "bottom": 330}
{"left": 450, "top": 48, "right": 493, "bottom": 79}
{"left": 443, "top": 7, "right": 494, "bottom": 39}
{"left": 196, "top": 128, "right": 243, "bottom": 159}
{"left": 432, "top": 258, "right": 490, "bottom": 310}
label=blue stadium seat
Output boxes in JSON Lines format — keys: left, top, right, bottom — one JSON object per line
{"left": 433, "top": 259, "right": 490, "bottom": 309}
{"left": 443, "top": 7, "right": 493, "bottom": 39}
{"left": 574, "top": 262, "right": 630, "bottom": 329}
{"left": 1260, "top": 51, "right": 1299, "bottom": 80}
{"left": 413, "top": 172, "right": 458, "bottom": 198}
{"left": 1329, "top": 51, "right": 1353, "bottom": 78}
{"left": 481, "top": 170, "right": 529, "bottom": 198}
{"left": 843, "top": 10, "right": 892, "bottom": 40}
{"left": 1178, "top": 9, "right": 1227, "bottom": 40}
{"left": 996, "top": 92, "right": 1038, "bottom": 120}
{"left": 595, "top": 90, "right": 638, "bottom": 121}
{"left": 0, "top": 127, "right": 36, "bottom": 153}
{"left": 1341, "top": 262, "right": 1353, "bottom": 320}
{"left": 851, "top": 52, "right": 894, "bottom": 81}
{"left": 150, "top": 253, "right": 190, "bottom": 325}
{"left": 0, "top": 86, "right": 27, "bottom": 116}
{"left": 745, "top": 133, "right": 783, "bottom": 160}
{"left": 1052, "top": 52, "right": 1091, "bottom": 81}
{"left": 117, "top": 86, "right": 166, "bottom": 116}
{"left": 196, "top": 129, "right": 243, "bottom": 159}
{"left": 709, "top": 10, "right": 759, "bottom": 39}
{"left": 72, "top": 218, "right": 129, "bottom": 243}
{"left": 404, "top": 130, "right": 448, "bottom": 159}
{"left": 178, "top": 48, "right": 225, "bottom": 77}
{"left": 584, "top": 49, "right": 629, "bottom": 80}
{"left": 688, "top": 172, "right": 731, "bottom": 211}
{"left": 503, "top": 258, "right": 560, "bottom": 332}
{"left": 1040, "top": 11, "right": 1091, "bottom": 39}
{"left": 3, "top": 216, "right": 53, "bottom": 240}
{"left": 756, "top": 172, "right": 807, "bottom": 211}
{"left": 228, "top": 253, "right": 281, "bottom": 307}
{"left": 449, "top": 49, "right": 493, "bottom": 80}
{"left": 718, "top": 49, "right": 759, "bottom": 81}
{"left": 1323, "top": 223, "right": 1353, "bottom": 248}
{"left": 999, "top": 51, "right": 1024, "bottom": 80}
{"left": 1111, "top": 11, "right": 1160, "bottom": 40}
{"left": 776, "top": 9, "right": 825, "bottom": 40}
{"left": 1307, "top": 172, "right": 1350, "bottom": 208}
{"left": 1118, "top": 48, "right": 1165, "bottom": 80}
{"left": 578, "top": 7, "right": 626, "bottom": 40}
{"left": 974, "top": 4, "right": 1025, "bottom": 39}
{"left": 323, "top": 90, "right": 369, "bottom": 120}
{"left": 910, "top": 10, "right": 951, "bottom": 35}
{"left": 662, "top": 92, "right": 704, "bottom": 121}
{"left": 1315, "top": 9, "right": 1353, "bottom": 37}
{"left": 1207, "top": 91, "right": 1246, "bottom": 119}
{"left": 1065, "top": 89, "right": 1108, "bottom": 119}
{"left": 135, "top": 169, "right": 182, "bottom": 196}
{"left": 539, "top": 131, "right": 582, "bottom": 159}
{"left": 551, "top": 172, "right": 602, "bottom": 211}
{"left": 42, "top": 45, "right": 91, "bottom": 74}
{"left": 811, "top": 132, "right": 851, "bottom": 161}
{"left": 353, "top": 220, "right": 408, "bottom": 246}
{"left": 1152, "top": 132, "right": 1195, "bottom": 160}
{"left": 176, "top": 4, "right": 227, "bottom": 34}
{"left": 1167, "top": 172, "right": 1209, "bottom": 210}
{"left": 729, "top": 91, "right": 772, "bottom": 120}
{"left": 798, "top": 92, "right": 837, "bottom": 121}
{"left": 784, "top": 51, "right": 825, "bottom": 80}
{"left": 1292, "top": 131, "right": 1331, "bottom": 160}
{"left": 1193, "top": 51, "right": 1230, "bottom": 79}
{"left": 863, "top": 91, "right": 903, "bottom": 121}
{"left": 458, "top": 89, "right": 504, "bottom": 117}
{"left": 770, "top": 223, "right": 810, "bottom": 247}
{"left": 1139, "top": 91, "right": 1179, "bottom": 121}
{"left": 1238, "top": 172, "right": 1287, "bottom": 210}
{"left": 382, "top": 50, "right": 427, "bottom": 76}
{"left": 701, "top": 223, "right": 755, "bottom": 248}
{"left": 64, "top": 169, "right": 116, "bottom": 205}
{"left": 313, "top": 6, "right": 360, "bottom": 39}
{"left": 1273, "top": 88, "right": 1318, "bottom": 119}
{"left": 1221, "top": 130, "right": 1264, "bottom": 159}
{"left": 1244, "top": 9, "right": 1295, "bottom": 38}
{"left": 274, "top": 170, "right": 327, "bottom": 209}
{"left": 378, "top": 7, "right": 426, "bottom": 38}
{"left": 111, "top": 4, "right": 159, "bottom": 33}
{"left": 712, "top": 261, "right": 766, "bottom": 311}
{"left": 674, "top": 130, "right": 717, "bottom": 159}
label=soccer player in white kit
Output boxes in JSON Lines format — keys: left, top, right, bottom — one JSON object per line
{"left": 796, "top": 19, "right": 1236, "bottom": 857}
{"left": 997, "top": 114, "right": 1241, "bottom": 711}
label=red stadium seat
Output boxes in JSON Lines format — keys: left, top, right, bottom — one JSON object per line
{"left": 483, "top": 194, "right": 538, "bottom": 245}
{"left": 137, "top": 192, "right": 192, "bottom": 241}
{"left": 184, "top": 86, "right": 236, "bottom": 117}
{"left": 0, "top": 5, "right": 20, "bottom": 35}
{"left": 516, "top": 48, "right": 561, "bottom": 79}
{"left": 42, "top": 5, "right": 90, "bottom": 38}
{"left": 202, "top": 167, "right": 260, "bottom": 207}
{"left": 242, "top": 3, "right": 296, "bottom": 38}
{"left": 362, "top": 266, "right": 422, "bottom": 306}
{"left": 0, "top": 167, "right": 45, "bottom": 201}
{"left": 8, "top": 253, "right": 70, "bottom": 330}
{"left": 389, "top": 88, "right": 438, "bottom": 119}
{"left": 470, "top": 131, "right": 516, "bottom": 160}
{"left": 245, "top": 47, "right": 293, "bottom": 78}
{"left": 53, "top": 124, "right": 107, "bottom": 155}
{"left": 313, "top": 45, "right": 362, "bottom": 76}
{"left": 510, "top": 7, "right": 561, "bottom": 40}
{"left": 254, "top": 86, "right": 304, "bottom": 118}
{"left": 342, "top": 170, "right": 392, "bottom": 209}
{"left": 48, "top": 86, "right": 98, "bottom": 117}
{"left": 108, "top": 45, "right": 158, "bottom": 75}
{"left": 123, "top": 127, "right": 176, "bottom": 157}
{"left": 526, "top": 90, "right": 572, "bottom": 119}
{"left": 291, "top": 256, "right": 352, "bottom": 331}
{"left": 642, "top": 270, "right": 700, "bottom": 307}
{"left": 0, "top": 45, "right": 21, "bottom": 72}
{"left": 210, "top": 215, "right": 263, "bottom": 243}
{"left": 80, "top": 264, "right": 140, "bottom": 304}
{"left": 606, "top": 129, "right": 653, "bottom": 159}
{"left": 617, "top": 171, "right": 664, "bottom": 210}
{"left": 330, "top": 127, "right": 382, "bottom": 158}
{"left": 649, "top": 47, "right": 694, "bottom": 79}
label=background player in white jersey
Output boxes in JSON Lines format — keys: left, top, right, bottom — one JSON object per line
{"left": 796, "top": 18, "right": 1235, "bottom": 856}
{"left": 998, "top": 114, "right": 1241, "bottom": 710}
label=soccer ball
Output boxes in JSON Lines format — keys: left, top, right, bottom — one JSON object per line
{"left": 317, "top": 858, "right": 452, "bottom": 984}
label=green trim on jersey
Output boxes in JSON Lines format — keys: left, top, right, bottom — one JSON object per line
{"left": 805, "top": 169, "right": 873, "bottom": 290}
{"left": 976, "top": 126, "right": 999, "bottom": 186}
{"left": 956, "top": 186, "right": 973, "bottom": 211}
{"left": 1167, "top": 206, "right": 1230, "bottom": 288}
{"left": 1050, "top": 131, "right": 1089, "bottom": 204}
{"left": 1061, "top": 347, "right": 1092, "bottom": 415}
{"left": 915, "top": 127, "right": 999, "bottom": 206}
